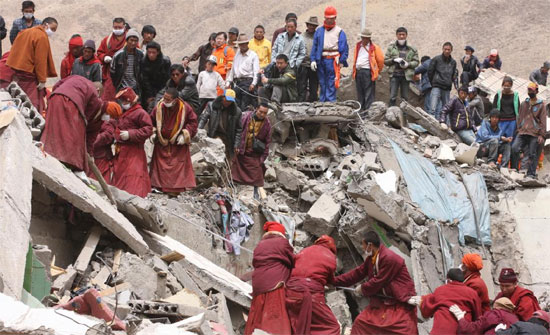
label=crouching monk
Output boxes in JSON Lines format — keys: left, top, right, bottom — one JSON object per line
{"left": 244, "top": 221, "right": 294, "bottom": 335}
{"left": 286, "top": 235, "right": 340, "bottom": 335}
{"left": 333, "top": 231, "right": 418, "bottom": 334}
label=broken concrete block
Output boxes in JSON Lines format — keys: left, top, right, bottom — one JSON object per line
{"left": 424, "top": 148, "right": 433, "bottom": 158}
{"left": 400, "top": 101, "right": 462, "bottom": 142}
{"left": 301, "top": 138, "right": 339, "bottom": 156}
{"left": 374, "top": 170, "right": 398, "bottom": 194}
{"left": 275, "top": 165, "right": 308, "bottom": 193}
{"left": 337, "top": 154, "right": 365, "bottom": 176}
{"left": 264, "top": 166, "right": 277, "bottom": 182}
{"left": 385, "top": 106, "right": 403, "bottom": 129}
{"left": 31, "top": 146, "right": 149, "bottom": 255}
{"left": 441, "top": 139, "right": 458, "bottom": 150}
{"left": 326, "top": 290, "right": 353, "bottom": 329}
{"left": 0, "top": 113, "right": 33, "bottom": 299}
{"left": 436, "top": 143, "right": 455, "bottom": 161}
{"left": 117, "top": 253, "right": 158, "bottom": 300}
{"left": 362, "top": 152, "right": 382, "bottom": 171}
{"left": 288, "top": 156, "right": 331, "bottom": 172}
{"left": 304, "top": 194, "right": 341, "bottom": 236}
{"left": 169, "top": 261, "right": 208, "bottom": 303}
{"left": 421, "top": 135, "right": 441, "bottom": 148}
{"left": 52, "top": 266, "right": 77, "bottom": 296}
{"left": 363, "top": 101, "right": 387, "bottom": 121}
{"left": 454, "top": 143, "right": 479, "bottom": 166}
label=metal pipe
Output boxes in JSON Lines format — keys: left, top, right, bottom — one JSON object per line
{"left": 361, "top": 0, "right": 367, "bottom": 30}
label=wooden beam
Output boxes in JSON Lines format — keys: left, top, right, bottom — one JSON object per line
{"left": 74, "top": 225, "right": 103, "bottom": 274}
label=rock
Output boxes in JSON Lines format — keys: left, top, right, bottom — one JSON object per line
{"left": 441, "top": 139, "right": 458, "bottom": 150}
{"left": 288, "top": 156, "right": 331, "bottom": 172}
{"left": 326, "top": 291, "right": 353, "bottom": 329}
{"left": 454, "top": 143, "right": 479, "bottom": 166}
{"left": 264, "top": 167, "right": 277, "bottom": 182}
{"left": 364, "top": 101, "right": 387, "bottom": 121}
{"left": 436, "top": 143, "right": 455, "bottom": 161}
{"left": 117, "top": 253, "right": 158, "bottom": 300}
{"left": 421, "top": 135, "right": 441, "bottom": 148}
{"left": 374, "top": 170, "right": 398, "bottom": 194}
{"left": 424, "top": 148, "right": 433, "bottom": 158}
{"left": 275, "top": 165, "right": 308, "bottom": 193}
{"left": 385, "top": 106, "right": 403, "bottom": 129}
{"left": 304, "top": 194, "right": 341, "bottom": 236}
{"left": 336, "top": 154, "right": 366, "bottom": 176}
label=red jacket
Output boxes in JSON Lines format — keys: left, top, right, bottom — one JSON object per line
{"left": 352, "top": 41, "right": 384, "bottom": 81}
{"left": 420, "top": 281, "right": 482, "bottom": 335}
{"left": 465, "top": 272, "right": 491, "bottom": 313}
{"left": 495, "top": 286, "right": 540, "bottom": 321}
{"left": 458, "top": 309, "right": 519, "bottom": 335}
{"left": 251, "top": 233, "right": 294, "bottom": 296}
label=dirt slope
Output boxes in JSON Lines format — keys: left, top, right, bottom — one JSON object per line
{"left": 1, "top": 0, "right": 548, "bottom": 81}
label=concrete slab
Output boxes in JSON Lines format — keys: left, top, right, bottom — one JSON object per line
{"left": 304, "top": 193, "right": 341, "bottom": 236}
{"left": 31, "top": 146, "right": 149, "bottom": 255}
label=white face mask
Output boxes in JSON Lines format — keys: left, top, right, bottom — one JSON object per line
{"left": 23, "top": 13, "right": 33, "bottom": 20}
{"left": 121, "top": 103, "right": 131, "bottom": 110}
{"left": 113, "top": 28, "right": 125, "bottom": 36}
{"left": 46, "top": 27, "right": 54, "bottom": 37}
{"left": 101, "top": 114, "right": 110, "bottom": 121}
{"left": 365, "top": 250, "right": 373, "bottom": 257}
{"left": 164, "top": 101, "right": 174, "bottom": 108}
{"left": 397, "top": 39, "right": 406, "bottom": 46}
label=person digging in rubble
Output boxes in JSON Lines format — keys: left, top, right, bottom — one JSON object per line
{"left": 101, "top": 87, "right": 153, "bottom": 197}
{"left": 496, "top": 310, "right": 550, "bottom": 335}
{"left": 259, "top": 54, "right": 298, "bottom": 105}
{"left": 492, "top": 76, "right": 520, "bottom": 141}
{"left": 529, "top": 61, "right": 550, "bottom": 86}
{"left": 6, "top": 17, "right": 58, "bottom": 114}
{"left": 150, "top": 87, "right": 198, "bottom": 196}
{"left": 333, "top": 231, "right": 418, "bottom": 335}
{"left": 439, "top": 86, "right": 477, "bottom": 145}
{"left": 494, "top": 268, "right": 541, "bottom": 322}
{"left": 476, "top": 109, "right": 512, "bottom": 168}
{"left": 352, "top": 28, "right": 384, "bottom": 112}
{"left": 41, "top": 75, "right": 105, "bottom": 177}
{"left": 285, "top": 235, "right": 340, "bottom": 335}
{"left": 510, "top": 82, "right": 547, "bottom": 180}
{"left": 231, "top": 102, "right": 271, "bottom": 200}
{"left": 198, "top": 89, "right": 243, "bottom": 159}
{"left": 97, "top": 17, "right": 128, "bottom": 101}
{"left": 244, "top": 221, "right": 294, "bottom": 335}
{"left": 310, "top": 6, "right": 349, "bottom": 102}
{"left": 460, "top": 253, "right": 491, "bottom": 313}
{"left": 91, "top": 102, "right": 122, "bottom": 183}
{"left": 417, "top": 268, "right": 482, "bottom": 335}
{"left": 452, "top": 297, "right": 519, "bottom": 335}
{"left": 60, "top": 34, "right": 83, "bottom": 79}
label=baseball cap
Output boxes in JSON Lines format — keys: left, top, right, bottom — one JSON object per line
{"left": 224, "top": 89, "right": 236, "bottom": 102}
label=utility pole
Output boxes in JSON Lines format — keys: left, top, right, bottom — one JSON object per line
{"left": 361, "top": 0, "right": 367, "bottom": 30}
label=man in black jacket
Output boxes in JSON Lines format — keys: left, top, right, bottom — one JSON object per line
{"left": 198, "top": 89, "right": 243, "bottom": 159}
{"left": 428, "top": 42, "right": 457, "bottom": 121}
{"left": 140, "top": 41, "right": 171, "bottom": 111}
{"left": 110, "top": 29, "right": 144, "bottom": 96}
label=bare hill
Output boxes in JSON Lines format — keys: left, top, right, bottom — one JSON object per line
{"left": 1, "top": 0, "right": 549, "bottom": 81}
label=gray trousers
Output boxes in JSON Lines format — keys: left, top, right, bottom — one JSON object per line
{"left": 389, "top": 76, "right": 409, "bottom": 107}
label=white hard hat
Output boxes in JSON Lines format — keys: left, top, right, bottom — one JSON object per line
{"left": 207, "top": 55, "right": 217, "bottom": 65}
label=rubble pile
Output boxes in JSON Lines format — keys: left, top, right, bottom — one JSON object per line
{"left": 1, "top": 71, "right": 550, "bottom": 334}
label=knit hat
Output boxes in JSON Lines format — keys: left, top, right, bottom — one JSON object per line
{"left": 69, "top": 35, "right": 83, "bottom": 48}
{"left": 464, "top": 45, "right": 474, "bottom": 52}
{"left": 544, "top": 61, "right": 550, "bottom": 69}
{"left": 263, "top": 221, "right": 286, "bottom": 235}
{"left": 126, "top": 29, "right": 140, "bottom": 41}
{"left": 314, "top": 235, "right": 337, "bottom": 254}
{"left": 498, "top": 268, "right": 518, "bottom": 283}
{"left": 83, "top": 40, "right": 96, "bottom": 51}
{"left": 462, "top": 253, "right": 483, "bottom": 272}
{"left": 115, "top": 87, "right": 138, "bottom": 104}
{"left": 101, "top": 101, "right": 122, "bottom": 119}
{"left": 493, "top": 297, "right": 515, "bottom": 312}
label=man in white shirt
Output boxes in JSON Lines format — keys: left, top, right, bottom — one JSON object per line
{"left": 352, "top": 28, "right": 384, "bottom": 111}
{"left": 227, "top": 33, "right": 260, "bottom": 111}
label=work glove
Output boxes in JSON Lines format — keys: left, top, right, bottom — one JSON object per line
{"left": 449, "top": 304, "right": 465, "bottom": 320}
{"left": 354, "top": 285, "right": 363, "bottom": 297}
{"left": 120, "top": 130, "right": 129, "bottom": 141}
{"left": 177, "top": 130, "right": 191, "bottom": 145}
{"left": 176, "top": 134, "right": 185, "bottom": 145}
{"left": 393, "top": 57, "right": 403, "bottom": 64}
{"left": 104, "top": 56, "right": 112, "bottom": 63}
{"left": 311, "top": 61, "right": 317, "bottom": 71}
{"left": 37, "top": 82, "right": 46, "bottom": 90}
{"left": 407, "top": 296, "right": 421, "bottom": 306}
{"left": 400, "top": 60, "right": 409, "bottom": 69}
{"left": 440, "top": 123, "right": 449, "bottom": 130}
{"left": 494, "top": 323, "right": 507, "bottom": 332}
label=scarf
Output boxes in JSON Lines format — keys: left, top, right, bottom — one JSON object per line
{"left": 155, "top": 99, "right": 186, "bottom": 146}
{"left": 324, "top": 21, "right": 336, "bottom": 30}
{"left": 80, "top": 55, "right": 101, "bottom": 65}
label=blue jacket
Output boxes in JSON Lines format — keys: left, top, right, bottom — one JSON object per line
{"left": 310, "top": 26, "right": 348, "bottom": 67}
{"left": 476, "top": 119, "right": 503, "bottom": 143}
{"left": 415, "top": 59, "right": 432, "bottom": 93}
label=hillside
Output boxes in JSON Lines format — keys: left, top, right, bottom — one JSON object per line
{"left": 1, "top": 0, "right": 549, "bottom": 81}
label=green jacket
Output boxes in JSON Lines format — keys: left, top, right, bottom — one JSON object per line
{"left": 268, "top": 66, "right": 298, "bottom": 102}
{"left": 384, "top": 42, "right": 419, "bottom": 81}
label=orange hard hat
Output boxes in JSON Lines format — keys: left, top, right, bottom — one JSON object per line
{"left": 324, "top": 6, "right": 337, "bottom": 18}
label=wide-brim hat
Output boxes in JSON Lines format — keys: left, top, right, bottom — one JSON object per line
{"left": 235, "top": 33, "right": 250, "bottom": 44}
{"left": 305, "top": 16, "right": 319, "bottom": 26}
{"left": 358, "top": 28, "right": 372, "bottom": 38}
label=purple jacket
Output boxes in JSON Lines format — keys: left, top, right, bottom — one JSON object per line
{"left": 440, "top": 96, "right": 475, "bottom": 131}
{"left": 237, "top": 111, "right": 271, "bottom": 162}
{"left": 458, "top": 309, "right": 519, "bottom": 335}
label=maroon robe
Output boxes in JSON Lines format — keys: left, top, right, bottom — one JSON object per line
{"left": 97, "top": 33, "right": 126, "bottom": 101}
{"left": 231, "top": 111, "right": 271, "bottom": 187}
{"left": 91, "top": 121, "right": 115, "bottom": 183}
{"left": 465, "top": 272, "right": 491, "bottom": 314}
{"left": 458, "top": 309, "right": 519, "bottom": 335}
{"left": 333, "top": 244, "right": 418, "bottom": 335}
{"left": 286, "top": 244, "right": 340, "bottom": 335}
{"left": 42, "top": 75, "right": 103, "bottom": 172}
{"left": 244, "top": 233, "right": 294, "bottom": 335}
{"left": 150, "top": 100, "right": 198, "bottom": 192}
{"left": 0, "top": 52, "right": 15, "bottom": 88}
{"left": 110, "top": 104, "right": 153, "bottom": 197}
{"left": 495, "top": 286, "right": 541, "bottom": 321}
{"left": 420, "top": 281, "right": 482, "bottom": 335}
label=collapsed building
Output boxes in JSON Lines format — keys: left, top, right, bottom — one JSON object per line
{"left": 0, "top": 67, "right": 549, "bottom": 335}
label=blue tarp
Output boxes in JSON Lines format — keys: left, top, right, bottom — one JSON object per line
{"left": 391, "top": 141, "right": 491, "bottom": 246}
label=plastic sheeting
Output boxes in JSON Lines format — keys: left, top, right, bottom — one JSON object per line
{"left": 391, "top": 141, "right": 491, "bottom": 246}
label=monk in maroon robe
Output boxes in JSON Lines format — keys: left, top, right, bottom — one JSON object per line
{"left": 454, "top": 297, "right": 519, "bottom": 335}
{"left": 91, "top": 102, "right": 122, "bottom": 182}
{"left": 420, "top": 268, "right": 482, "bottom": 335}
{"left": 244, "top": 221, "right": 294, "bottom": 335}
{"left": 97, "top": 18, "right": 127, "bottom": 101}
{"left": 333, "top": 231, "right": 418, "bottom": 335}
{"left": 286, "top": 235, "right": 340, "bottom": 335}
{"left": 150, "top": 88, "right": 198, "bottom": 195}
{"left": 461, "top": 253, "right": 491, "bottom": 313}
{"left": 109, "top": 87, "right": 153, "bottom": 197}
{"left": 494, "top": 267, "right": 541, "bottom": 321}
{"left": 42, "top": 75, "right": 104, "bottom": 173}
{"left": 231, "top": 102, "right": 271, "bottom": 191}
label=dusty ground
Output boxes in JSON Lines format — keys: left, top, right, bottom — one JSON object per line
{"left": 1, "top": 0, "right": 549, "bottom": 81}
